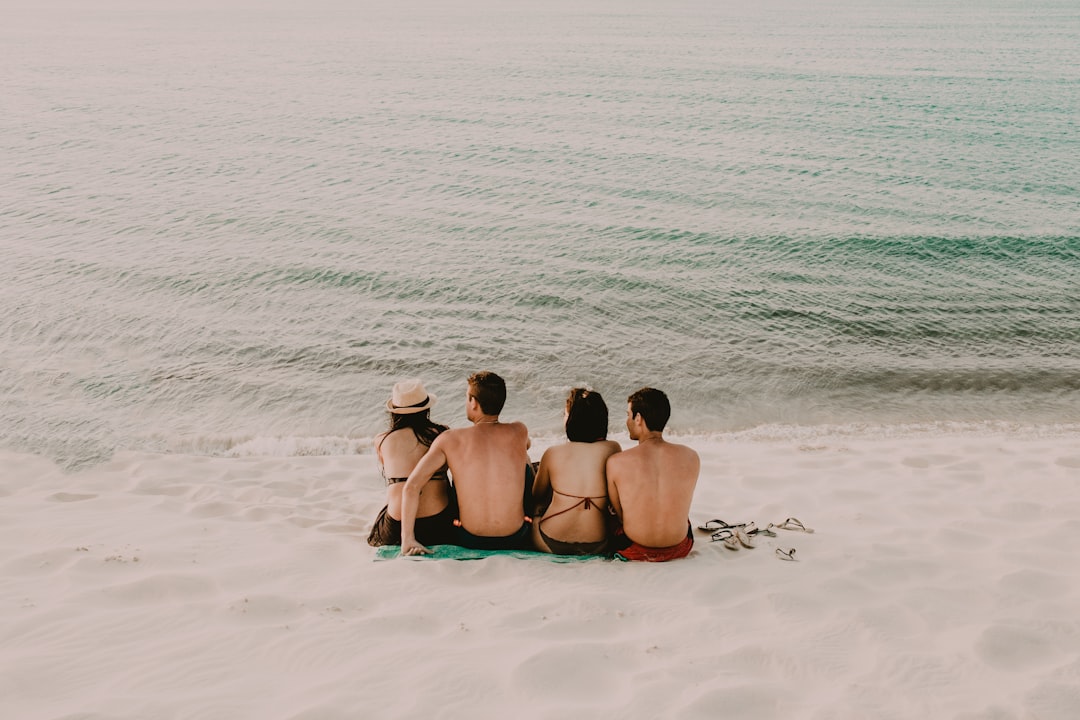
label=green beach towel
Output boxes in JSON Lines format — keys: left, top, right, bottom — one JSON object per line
{"left": 373, "top": 544, "right": 605, "bottom": 562}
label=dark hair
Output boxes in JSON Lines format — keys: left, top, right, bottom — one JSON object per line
{"left": 384, "top": 410, "right": 448, "bottom": 448}
{"left": 565, "top": 388, "right": 608, "bottom": 442}
{"left": 627, "top": 387, "right": 670, "bottom": 432}
{"left": 467, "top": 371, "right": 507, "bottom": 416}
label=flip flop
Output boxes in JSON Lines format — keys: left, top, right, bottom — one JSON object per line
{"left": 709, "top": 528, "right": 741, "bottom": 550}
{"left": 747, "top": 523, "right": 777, "bottom": 537}
{"left": 710, "top": 528, "right": 736, "bottom": 543}
{"left": 776, "top": 517, "right": 815, "bottom": 533}
{"left": 775, "top": 547, "right": 797, "bottom": 561}
{"left": 697, "top": 519, "right": 742, "bottom": 533}
{"left": 735, "top": 528, "right": 756, "bottom": 549}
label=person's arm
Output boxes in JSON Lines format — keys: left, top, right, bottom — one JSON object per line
{"left": 605, "top": 455, "right": 623, "bottom": 522}
{"left": 400, "top": 437, "right": 449, "bottom": 556}
{"left": 531, "top": 449, "right": 553, "bottom": 517}
{"left": 601, "top": 442, "right": 621, "bottom": 512}
{"left": 373, "top": 433, "right": 387, "bottom": 475}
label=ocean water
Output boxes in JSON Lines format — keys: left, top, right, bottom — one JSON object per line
{"left": 2, "top": 0, "right": 1079, "bottom": 468}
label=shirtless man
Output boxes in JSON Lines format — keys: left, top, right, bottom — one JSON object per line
{"left": 605, "top": 387, "right": 699, "bottom": 561}
{"left": 401, "top": 371, "right": 533, "bottom": 556}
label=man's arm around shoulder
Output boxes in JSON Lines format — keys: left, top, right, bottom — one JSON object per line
{"left": 605, "top": 452, "right": 624, "bottom": 521}
{"left": 399, "top": 434, "right": 450, "bottom": 556}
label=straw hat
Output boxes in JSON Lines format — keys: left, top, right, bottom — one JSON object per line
{"left": 385, "top": 379, "right": 437, "bottom": 414}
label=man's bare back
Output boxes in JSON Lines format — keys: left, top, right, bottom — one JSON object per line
{"left": 606, "top": 390, "right": 699, "bottom": 549}
{"left": 400, "top": 372, "right": 531, "bottom": 556}
{"left": 429, "top": 421, "right": 530, "bottom": 533}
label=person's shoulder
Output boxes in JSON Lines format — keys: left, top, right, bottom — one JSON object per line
{"left": 431, "top": 426, "right": 464, "bottom": 445}
{"left": 667, "top": 440, "right": 700, "bottom": 459}
{"left": 665, "top": 441, "right": 701, "bottom": 472}
{"left": 378, "top": 429, "right": 404, "bottom": 447}
{"left": 607, "top": 443, "right": 638, "bottom": 466}
{"left": 504, "top": 420, "right": 529, "bottom": 436}
{"left": 683, "top": 442, "right": 701, "bottom": 459}
{"left": 542, "top": 442, "right": 566, "bottom": 458}
{"left": 588, "top": 440, "right": 621, "bottom": 460}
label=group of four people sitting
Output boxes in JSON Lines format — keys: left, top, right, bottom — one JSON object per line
{"left": 367, "top": 371, "right": 700, "bottom": 561}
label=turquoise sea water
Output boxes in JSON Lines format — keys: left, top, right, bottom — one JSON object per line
{"left": 2, "top": 0, "right": 1079, "bottom": 467}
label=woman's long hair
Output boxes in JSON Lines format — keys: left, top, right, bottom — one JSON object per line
{"left": 383, "top": 409, "right": 448, "bottom": 448}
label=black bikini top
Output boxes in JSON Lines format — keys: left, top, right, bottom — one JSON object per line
{"left": 376, "top": 427, "right": 449, "bottom": 486}
{"left": 382, "top": 467, "right": 449, "bottom": 486}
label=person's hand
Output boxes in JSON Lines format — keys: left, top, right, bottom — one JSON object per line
{"left": 401, "top": 539, "right": 432, "bottom": 557}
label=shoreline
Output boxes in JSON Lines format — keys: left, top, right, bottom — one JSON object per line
{"left": 165, "top": 419, "right": 1080, "bottom": 461}
{"left": 7, "top": 417, "right": 1079, "bottom": 471}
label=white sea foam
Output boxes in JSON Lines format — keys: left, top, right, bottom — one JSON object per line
{"left": 116, "top": 421, "right": 1080, "bottom": 462}
{"left": 220, "top": 435, "right": 372, "bottom": 458}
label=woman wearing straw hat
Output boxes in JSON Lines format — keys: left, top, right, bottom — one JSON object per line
{"left": 367, "top": 379, "right": 456, "bottom": 547}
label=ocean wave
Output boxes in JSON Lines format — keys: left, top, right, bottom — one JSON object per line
{"left": 122, "top": 422, "right": 1080, "bottom": 461}
{"left": 166, "top": 434, "right": 375, "bottom": 458}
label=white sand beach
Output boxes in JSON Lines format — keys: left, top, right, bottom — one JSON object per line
{"left": 3, "top": 431, "right": 1079, "bottom": 720}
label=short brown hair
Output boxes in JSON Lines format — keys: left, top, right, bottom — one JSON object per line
{"left": 467, "top": 371, "right": 507, "bottom": 415}
{"left": 627, "top": 387, "right": 670, "bottom": 431}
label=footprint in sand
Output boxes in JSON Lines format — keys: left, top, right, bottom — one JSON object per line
{"left": 901, "top": 454, "right": 960, "bottom": 469}
{"left": 132, "top": 481, "right": 189, "bottom": 497}
{"left": 680, "top": 683, "right": 786, "bottom": 716}
{"left": 954, "top": 704, "right": 1022, "bottom": 720}
{"left": 975, "top": 624, "right": 1060, "bottom": 671}
{"left": 998, "top": 569, "right": 1069, "bottom": 598}
{"left": 1055, "top": 455, "right": 1080, "bottom": 469}
{"left": 188, "top": 501, "right": 239, "bottom": 519}
{"left": 48, "top": 492, "right": 97, "bottom": 502}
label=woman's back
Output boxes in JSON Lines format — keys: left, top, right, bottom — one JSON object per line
{"left": 367, "top": 378, "right": 454, "bottom": 548}
{"left": 533, "top": 439, "right": 621, "bottom": 549}
{"left": 378, "top": 428, "right": 449, "bottom": 519}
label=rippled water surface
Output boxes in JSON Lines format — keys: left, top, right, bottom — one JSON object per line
{"left": 2, "top": 0, "right": 1079, "bottom": 466}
